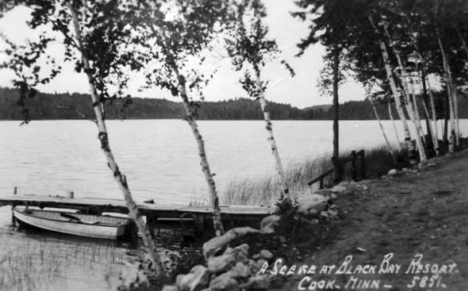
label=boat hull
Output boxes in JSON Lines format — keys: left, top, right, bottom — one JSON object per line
{"left": 13, "top": 206, "right": 129, "bottom": 240}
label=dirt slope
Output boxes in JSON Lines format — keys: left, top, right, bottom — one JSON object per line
{"left": 280, "top": 149, "right": 468, "bottom": 291}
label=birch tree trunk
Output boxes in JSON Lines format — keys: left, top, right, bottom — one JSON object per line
{"left": 382, "top": 23, "right": 427, "bottom": 162}
{"left": 332, "top": 45, "right": 340, "bottom": 159}
{"left": 369, "top": 15, "right": 416, "bottom": 163}
{"left": 254, "top": 69, "right": 289, "bottom": 200}
{"left": 408, "top": 75, "right": 424, "bottom": 137}
{"left": 170, "top": 64, "right": 225, "bottom": 237}
{"left": 420, "top": 69, "right": 437, "bottom": 155}
{"left": 436, "top": 25, "right": 457, "bottom": 152}
{"left": 397, "top": 62, "right": 427, "bottom": 162}
{"left": 427, "top": 85, "right": 440, "bottom": 155}
{"left": 68, "top": 4, "right": 163, "bottom": 275}
{"left": 455, "top": 25, "right": 468, "bottom": 62}
{"left": 388, "top": 102, "right": 402, "bottom": 150}
{"left": 405, "top": 20, "right": 437, "bottom": 156}
{"left": 370, "top": 98, "right": 395, "bottom": 162}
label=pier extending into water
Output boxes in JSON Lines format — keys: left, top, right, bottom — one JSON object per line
{"left": 0, "top": 192, "right": 272, "bottom": 235}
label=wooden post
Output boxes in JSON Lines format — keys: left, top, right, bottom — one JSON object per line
{"left": 351, "top": 151, "right": 357, "bottom": 181}
{"left": 332, "top": 156, "right": 344, "bottom": 184}
{"left": 194, "top": 215, "right": 205, "bottom": 236}
{"left": 13, "top": 187, "right": 17, "bottom": 195}
{"left": 319, "top": 178, "right": 324, "bottom": 189}
{"left": 11, "top": 204, "right": 16, "bottom": 227}
{"left": 68, "top": 191, "right": 74, "bottom": 199}
{"left": 361, "top": 150, "right": 366, "bottom": 180}
{"left": 145, "top": 213, "right": 158, "bottom": 239}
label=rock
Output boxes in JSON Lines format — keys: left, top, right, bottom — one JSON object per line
{"left": 177, "top": 265, "right": 211, "bottom": 291}
{"left": 320, "top": 211, "right": 329, "bottom": 218}
{"left": 402, "top": 167, "right": 409, "bottom": 173}
{"left": 259, "top": 250, "right": 274, "bottom": 260}
{"left": 248, "top": 259, "right": 260, "bottom": 273}
{"left": 223, "top": 245, "right": 249, "bottom": 263}
{"left": 330, "top": 185, "right": 347, "bottom": 194}
{"left": 231, "top": 262, "right": 251, "bottom": 278}
{"left": 208, "top": 253, "right": 237, "bottom": 274}
{"left": 234, "top": 244, "right": 249, "bottom": 257}
{"left": 259, "top": 215, "right": 281, "bottom": 234}
{"left": 161, "top": 285, "right": 177, "bottom": 291}
{"left": 210, "top": 271, "right": 240, "bottom": 291}
{"left": 314, "top": 189, "right": 333, "bottom": 197}
{"left": 256, "top": 259, "right": 268, "bottom": 271}
{"left": 244, "top": 275, "right": 270, "bottom": 290}
{"left": 203, "top": 227, "right": 259, "bottom": 259}
{"left": 327, "top": 209, "right": 339, "bottom": 218}
{"left": 223, "top": 247, "right": 234, "bottom": 255}
{"left": 387, "top": 169, "right": 398, "bottom": 177}
{"left": 297, "top": 194, "right": 329, "bottom": 214}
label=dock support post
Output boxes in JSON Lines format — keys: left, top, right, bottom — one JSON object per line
{"left": 351, "top": 151, "right": 357, "bottom": 181}
{"left": 68, "top": 191, "right": 74, "bottom": 199}
{"left": 361, "top": 150, "right": 366, "bottom": 180}
{"left": 11, "top": 203, "right": 16, "bottom": 227}
{"left": 13, "top": 187, "right": 17, "bottom": 195}
{"left": 145, "top": 213, "right": 158, "bottom": 238}
{"left": 194, "top": 215, "right": 205, "bottom": 236}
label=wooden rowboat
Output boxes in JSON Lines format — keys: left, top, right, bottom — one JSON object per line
{"left": 13, "top": 206, "right": 131, "bottom": 240}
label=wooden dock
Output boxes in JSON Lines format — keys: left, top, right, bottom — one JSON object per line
{"left": 0, "top": 194, "right": 273, "bottom": 235}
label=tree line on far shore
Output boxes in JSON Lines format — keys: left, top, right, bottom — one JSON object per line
{"left": 1, "top": 88, "right": 466, "bottom": 121}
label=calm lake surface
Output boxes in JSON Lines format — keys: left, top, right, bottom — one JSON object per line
{"left": 0, "top": 119, "right": 467, "bottom": 291}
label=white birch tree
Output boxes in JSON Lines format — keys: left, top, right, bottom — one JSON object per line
{"left": 136, "top": 0, "right": 233, "bottom": 236}
{"left": 7, "top": 0, "right": 163, "bottom": 274}
{"left": 225, "top": 0, "right": 294, "bottom": 202}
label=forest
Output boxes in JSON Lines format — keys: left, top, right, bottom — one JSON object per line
{"left": 1, "top": 87, "right": 466, "bottom": 120}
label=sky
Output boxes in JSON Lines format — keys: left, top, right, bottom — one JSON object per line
{"left": 0, "top": 1, "right": 366, "bottom": 109}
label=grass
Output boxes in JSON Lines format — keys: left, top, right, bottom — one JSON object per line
{"left": 0, "top": 234, "right": 126, "bottom": 291}
{"left": 219, "top": 145, "right": 411, "bottom": 207}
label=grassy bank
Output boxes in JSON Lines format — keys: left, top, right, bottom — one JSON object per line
{"left": 220, "top": 146, "right": 410, "bottom": 206}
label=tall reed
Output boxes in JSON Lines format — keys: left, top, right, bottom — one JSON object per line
{"left": 220, "top": 146, "right": 408, "bottom": 206}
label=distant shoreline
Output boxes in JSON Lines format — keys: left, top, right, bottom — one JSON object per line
{"left": 1, "top": 87, "right": 467, "bottom": 121}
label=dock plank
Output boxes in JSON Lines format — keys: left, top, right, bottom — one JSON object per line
{"left": 0, "top": 195, "right": 273, "bottom": 217}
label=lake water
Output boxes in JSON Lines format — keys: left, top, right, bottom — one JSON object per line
{"left": 0, "top": 119, "right": 467, "bottom": 291}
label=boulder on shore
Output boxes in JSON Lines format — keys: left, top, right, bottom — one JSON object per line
{"left": 203, "top": 227, "right": 259, "bottom": 260}
{"left": 259, "top": 215, "right": 281, "bottom": 234}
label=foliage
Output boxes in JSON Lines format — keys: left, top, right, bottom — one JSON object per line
{"left": 274, "top": 195, "right": 299, "bottom": 215}
{"left": 225, "top": 0, "right": 294, "bottom": 93}
{"left": 2, "top": 87, "right": 467, "bottom": 121}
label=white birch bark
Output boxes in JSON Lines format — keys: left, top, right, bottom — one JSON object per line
{"left": 370, "top": 98, "right": 395, "bottom": 161}
{"left": 396, "top": 61, "right": 427, "bottom": 162}
{"left": 405, "top": 21, "right": 439, "bottom": 156}
{"left": 455, "top": 25, "right": 468, "bottom": 58}
{"left": 427, "top": 85, "right": 440, "bottom": 155}
{"left": 68, "top": 4, "right": 163, "bottom": 275}
{"left": 171, "top": 64, "right": 225, "bottom": 237}
{"left": 382, "top": 23, "right": 427, "bottom": 162}
{"left": 436, "top": 26, "right": 457, "bottom": 152}
{"left": 254, "top": 69, "right": 289, "bottom": 200}
{"left": 408, "top": 75, "right": 424, "bottom": 134}
{"left": 388, "top": 102, "right": 402, "bottom": 150}
{"left": 369, "top": 16, "right": 416, "bottom": 163}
